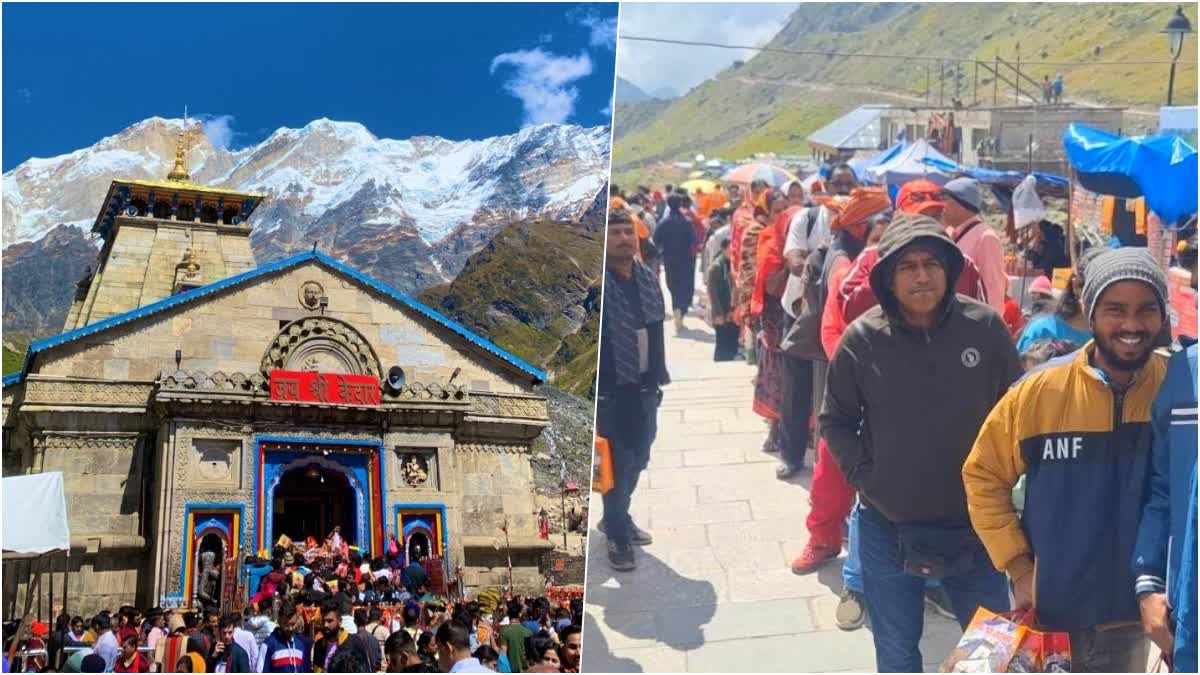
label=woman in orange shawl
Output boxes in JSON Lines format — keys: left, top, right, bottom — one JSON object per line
{"left": 749, "top": 191, "right": 792, "bottom": 452}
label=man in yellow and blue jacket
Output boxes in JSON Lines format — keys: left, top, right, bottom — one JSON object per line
{"left": 963, "top": 248, "right": 1170, "bottom": 673}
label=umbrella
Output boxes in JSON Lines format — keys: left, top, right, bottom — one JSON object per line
{"left": 1063, "top": 123, "right": 1197, "bottom": 226}
{"left": 679, "top": 178, "right": 719, "bottom": 193}
{"left": 721, "top": 162, "right": 798, "bottom": 188}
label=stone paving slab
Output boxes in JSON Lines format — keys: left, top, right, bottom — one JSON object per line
{"left": 583, "top": 279, "right": 963, "bottom": 672}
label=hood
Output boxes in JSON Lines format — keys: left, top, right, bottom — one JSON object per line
{"left": 868, "top": 213, "right": 965, "bottom": 321}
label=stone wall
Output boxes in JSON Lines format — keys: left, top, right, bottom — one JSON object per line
{"left": 3, "top": 549, "right": 146, "bottom": 621}
{"left": 38, "top": 262, "right": 527, "bottom": 395}
{"left": 457, "top": 443, "right": 537, "bottom": 539}
{"left": 77, "top": 218, "right": 257, "bottom": 327}
{"left": 462, "top": 547, "right": 547, "bottom": 594}
{"left": 38, "top": 433, "right": 148, "bottom": 539}
{"left": 541, "top": 550, "right": 586, "bottom": 586}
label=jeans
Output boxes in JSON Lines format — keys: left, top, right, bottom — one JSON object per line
{"left": 1068, "top": 624, "right": 1150, "bottom": 673}
{"left": 857, "top": 505, "right": 1009, "bottom": 672}
{"left": 843, "top": 503, "right": 863, "bottom": 593}
{"left": 597, "top": 386, "right": 660, "bottom": 546}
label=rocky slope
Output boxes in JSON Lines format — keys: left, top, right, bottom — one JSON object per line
{"left": 418, "top": 188, "right": 605, "bottom": 400}
{"left": 2, "top": 224, "right": 98, "bottom": 344}
{"left": 3, "top": 116, "right": 610, "bottom": 340}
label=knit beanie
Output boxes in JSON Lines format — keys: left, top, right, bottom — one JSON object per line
{"left": 1081, "top": 248, "right": 1168, "bottom": 322}
{"left": 1077, "top": 245, "right": 1107, "bottom": 277}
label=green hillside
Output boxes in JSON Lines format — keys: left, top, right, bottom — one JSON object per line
{"left": 419, "top": 219, "right": 603, "bottom": 399}
{"left": 614, "top": 3, "right": 1197, "bottom": 172}
{"left": 3, "top": 346, "right": 23, "bottom": 375}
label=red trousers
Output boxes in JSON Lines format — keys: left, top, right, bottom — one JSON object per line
{"left": 805, "top": 438, "right": 855, "bottom": 549}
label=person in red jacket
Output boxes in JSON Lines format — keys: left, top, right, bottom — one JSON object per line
{"left": 839, "top": 180, "right": 989, "bottom": 323}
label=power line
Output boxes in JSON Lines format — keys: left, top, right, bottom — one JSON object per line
{"left": 619, "top": 34, "right": 1198, "bottom": 67}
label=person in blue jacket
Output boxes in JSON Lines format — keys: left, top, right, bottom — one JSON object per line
{"left": 1133, "top": 338, "right": 1198, "bottom": 671}
{"left": 1174, "top": 466, "right": 1197, "bottom": 673}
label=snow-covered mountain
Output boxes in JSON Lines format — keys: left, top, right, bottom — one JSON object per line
{"left": 2, "top": 117, "right": 610, "bottom": 339}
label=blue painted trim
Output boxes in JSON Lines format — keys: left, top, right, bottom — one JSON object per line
{"left": 393, "top": 503, "right": 449, "bottom": 559}
{"left": 253, "top": 435, "right": 386, "bottom": 557}
{"left": 178, "top": 502, "right": 245, "bottom": 605}
{"left": 1, "top": 250, "right": 545, "bottom": 388}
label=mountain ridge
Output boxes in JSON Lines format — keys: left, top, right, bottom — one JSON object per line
{"left": 3, "top": 116, "right": 609, "bottom": 341}
{"left": 613, "top": 2, "right": 1196, "bottom": 175}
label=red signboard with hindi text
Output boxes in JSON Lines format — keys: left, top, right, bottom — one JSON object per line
{"left": 269, "top": 370, "right": 381, "bottom": 406}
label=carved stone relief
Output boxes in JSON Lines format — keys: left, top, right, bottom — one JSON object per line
{"left": 192, "top": 438, "right": 241, "bottom": 487}
{"left": 260, "top": 317, "right": 382, "bottom": 380}
{"left": 395, "top": 448, "right": 438, "bottom": 490}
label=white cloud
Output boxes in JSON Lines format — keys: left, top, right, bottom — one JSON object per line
{"left": 195, "top": 113, "right": 238, "bottom": 150}
{"left": 490, "top": 49, "right": 593, "bottom": 126}
{"left": 617, "top": 2, "right": 797, "bottom": 97}
{"left": 569, "top": 6, "right": 618, "bottom": 50}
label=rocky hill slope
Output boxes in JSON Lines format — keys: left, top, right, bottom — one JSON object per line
{"left": 419, "top": 189, "right": 605, "bottom": 400}
{"left": 614, "top": 2, "right": 1196, "bottom": 172}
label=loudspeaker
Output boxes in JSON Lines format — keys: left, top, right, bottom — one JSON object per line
{"left": 385, "top": 366, "right": 406, "bottom": 392}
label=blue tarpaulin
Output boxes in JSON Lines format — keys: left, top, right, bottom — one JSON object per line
{"left": 1063, "top": 123, "right": 1197, "bottom": 227}
{"left": 863, "top": 139, "right": 956, "bottom": 186}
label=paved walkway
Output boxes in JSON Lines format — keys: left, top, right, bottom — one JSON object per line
{"left": 582, "top": 280, "right": 962, "bottom": 673}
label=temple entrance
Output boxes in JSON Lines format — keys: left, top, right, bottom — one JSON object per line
{"left": 272, "top": 465, "right": 356, "bottom": 548}
{"left": 193, "top": 533, "right": 224, "bottom": 609}
{"left": 406, "top": 531, "right": 431, "bottom": 565}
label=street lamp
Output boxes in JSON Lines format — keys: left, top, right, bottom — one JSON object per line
{"left": 1163, "top": 5, "right": 1193, "bottom": 105}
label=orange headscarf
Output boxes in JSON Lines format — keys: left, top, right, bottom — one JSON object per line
{"left": 827, "top": 187, "right": 891, "bottom": 231}
{"left": 188, "top": 651, "right": 207, "bottom": 672}
{"left": 610, "top": 196, "right": 650, "bottom": 240}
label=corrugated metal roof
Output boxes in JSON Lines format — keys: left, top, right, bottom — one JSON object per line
{"left": 3, "top": 250, "right": 546, "bottom": 388}
{"left": 807, "top": 105, "right": 890, "bottom": 151}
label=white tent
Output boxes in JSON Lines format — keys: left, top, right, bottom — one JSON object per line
{"left": 3, "top": 472, "right": 70, "bottom": 555}
{"left": 864, "top": 139, "right": 957, "bottom": 186}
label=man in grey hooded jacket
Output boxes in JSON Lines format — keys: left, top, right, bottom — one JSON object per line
{"left": 820, "top": 213, "right": 1022, "bottom": 672}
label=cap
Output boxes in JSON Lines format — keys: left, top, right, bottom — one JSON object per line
{"left": 1081, "top": 248, "right": 1169, "bottom": 322}
{"left": 896, "top": 179, "right": 945, "bottom": 215}
{"left": 1029, "top": 276, "right": 1054, "bottom": 297}
{"left": 941, "top": 177, "right": 982, "bottom": 212}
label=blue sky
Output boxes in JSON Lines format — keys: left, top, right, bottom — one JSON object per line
{"left": 2, "top": 2, "right": 617, "bottom": 170}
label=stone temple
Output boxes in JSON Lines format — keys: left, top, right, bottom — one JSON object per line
{"left": 1, "top": 129, "right": 554, "bottom": 615}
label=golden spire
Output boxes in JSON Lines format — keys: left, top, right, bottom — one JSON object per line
{"left": 167, "top": 107, "right": 192, "bottom": 183}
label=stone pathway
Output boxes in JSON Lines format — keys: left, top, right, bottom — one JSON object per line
{"left": 582, "top": 279, "right": 962, "bottom": 673}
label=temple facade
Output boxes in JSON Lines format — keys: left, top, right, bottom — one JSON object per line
{"left": 2, "top": 126, "right": 553, "bottom": 615}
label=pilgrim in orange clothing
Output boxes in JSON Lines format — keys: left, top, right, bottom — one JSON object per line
{"left": 751, "top": 192, "right": 792, "bottom": 436}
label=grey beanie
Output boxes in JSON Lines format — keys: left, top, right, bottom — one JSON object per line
{"left": 1077, "top": 245, "right": 1107, "bottom": 277}
{"left": 1081, "top": 248, "right": 1168, "bottom": 322}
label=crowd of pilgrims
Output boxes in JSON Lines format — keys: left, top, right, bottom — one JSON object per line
{"left": 607, "top": 168, "right": 1198, "bottom": 672}
{"left": 4, "top": 530, "right": 583, "bottom": 674}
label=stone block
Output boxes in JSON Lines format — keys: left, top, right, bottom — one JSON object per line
{"left": 102, "top": 358, "right": 131, "bottom": 380}
{"left": 461, "top": 473, "right": 494, "bottom": 496}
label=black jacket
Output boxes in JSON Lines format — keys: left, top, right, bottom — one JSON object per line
{"left": 208, "top": 641, "right": 251, "bottom": 673}
{"left": 819, "top": 216, "right": 1022, "bottom": 525}
{"left": 653, "top": 210, "right": 697, "bottom": 267}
